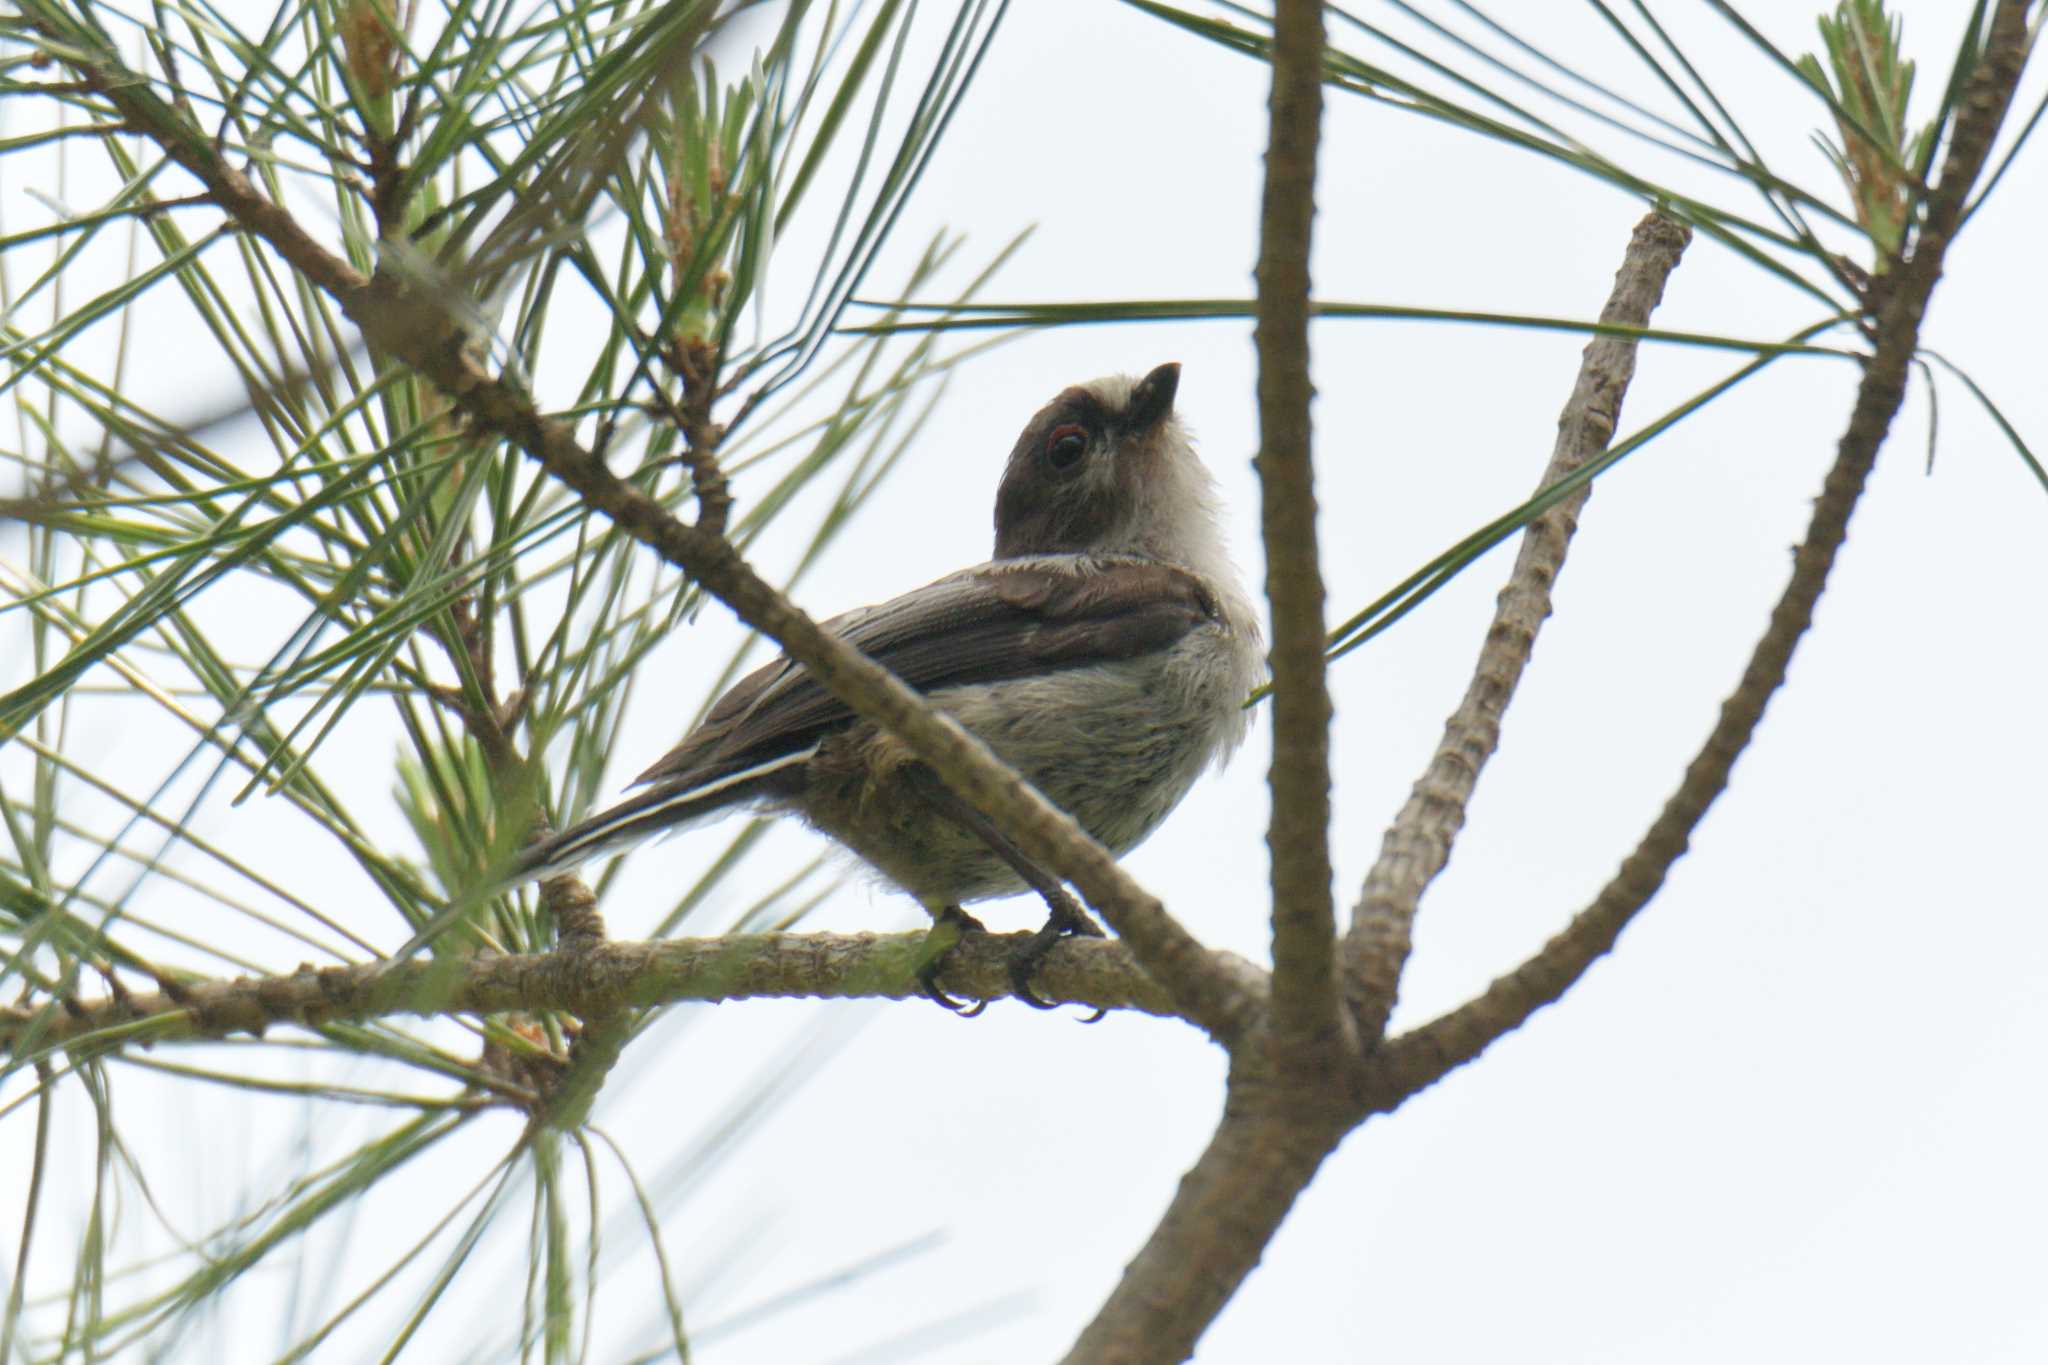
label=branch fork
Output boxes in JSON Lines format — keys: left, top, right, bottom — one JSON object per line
{"left": 12, "top": 4, "right": 2036, "bottom": 1360}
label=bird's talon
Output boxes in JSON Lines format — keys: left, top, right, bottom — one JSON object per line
{"left": 918, "top": 969, "right": 986, "bottom": 1016}
{"left": 915, "top": 965, "right": 972, "bottom": 1013}
{"left": 1009, "top": 973, "right": 1060, "bottom": 1010}
{"left": 917, "top": 907, "right": 989, "bottom": 1015}
{"left": 1006, "top": 912, "right": 1080, "bottom": 1010}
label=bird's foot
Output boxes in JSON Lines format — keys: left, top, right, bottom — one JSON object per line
{"left": 1009, "top": 892, "right": 1107, "bottom": 1021}
{"left": 916, "top": 906, "right": 989, "bottom": 1016}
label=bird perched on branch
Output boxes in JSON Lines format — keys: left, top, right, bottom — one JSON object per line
{"left": 522, "top": 362, "right": 1263, "bottom": 1010}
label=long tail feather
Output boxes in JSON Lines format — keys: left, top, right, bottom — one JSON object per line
{"left": 517, "top": 746, "right": 816, "bottom": 882}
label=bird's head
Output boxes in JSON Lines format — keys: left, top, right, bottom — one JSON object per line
{"left": 992, "top": 362, "right": 1227, "bottom": 574}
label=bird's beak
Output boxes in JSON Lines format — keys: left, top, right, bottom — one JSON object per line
{"left": 1127, "top": 362, "right": 1181, "bottom": 432}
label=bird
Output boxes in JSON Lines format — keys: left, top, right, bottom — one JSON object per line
{"left": 520, "top": 362, "right": 1263, "bottom": 1010}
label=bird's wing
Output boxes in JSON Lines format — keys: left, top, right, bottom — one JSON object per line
{"left": 632, "top": 557, "right": 1220, "bottom": 789}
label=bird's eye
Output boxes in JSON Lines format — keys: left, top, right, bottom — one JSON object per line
{"left": 1045, "top": 424, "right": 1088, "bottom": 471}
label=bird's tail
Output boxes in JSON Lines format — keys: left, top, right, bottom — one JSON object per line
{"left": 515, "top": 745, "right": 816, "bottom": 883}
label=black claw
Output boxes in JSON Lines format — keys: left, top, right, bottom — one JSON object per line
{"left": 917, "top": 961, "right": 970, "bottom": 1015}
{"left": 1008, "top": 959, "right": 1061, "bottom": 1010}
{"left": 1005, "top": 898, "right": 1104, "bottom": 1014}
{"left": 917, "top": 907, "right": 989, "bottom": 1015}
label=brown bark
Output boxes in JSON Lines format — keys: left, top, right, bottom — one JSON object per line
{"left": 29, "top": 25, "right": 1261, "bottom": 1044}
{"left": 1253, "top": 0, "right": 1342, "bottom": 1058}
{"left": 1345, "top": 211, "right": 1695, "bottom": 1039}
{"left": 0, "top": 930, "right": 1204, "bottom": 1059}
{"left": 1369, "top": 0, "right": 2036, "bottom": 1110}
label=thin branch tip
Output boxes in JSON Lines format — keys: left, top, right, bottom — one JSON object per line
{"left": 1373, "top": 2, "right": 2034, "bottom": 1104}
{"left": 1345, "top": 206, "right": 1695, "bottom": 1042}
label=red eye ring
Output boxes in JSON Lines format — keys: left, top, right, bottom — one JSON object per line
{"left": 1045, "top": 423, "right": 1088, "bottom": 470}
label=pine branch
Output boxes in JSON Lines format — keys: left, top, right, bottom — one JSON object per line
{"left": 21, "top": 21, "right": 1264, "bottom": 1044}
{"left": 1369, "top": 0, "right": 2036, "bottom": 1109}
{"left": 1345, "top": 210, "right": 1694, "bottom": 1038}
{"left": 1254, "top": 0, "right": 1342, "bottom": 1058}
{"left": 0, "top": 930, "right": 1203, "bottom": 1059}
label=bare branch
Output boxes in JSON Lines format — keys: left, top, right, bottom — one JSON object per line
{"left": 1345, "top": 211, "right": 1694, "bottom": 1040}
{"left": 1059, "top": 1097, "right": 1350, "bottom": 1365}
{"left": 25, "top": 30, "right": 1264, "bottom": 1044}
{"left": 0, "top": 930, "right": 1229, "bottom": 1058}
{"left": 668, "top": 335, "right": 733, "bottom": 535}
{"left": 1368, "top": 0, "right": 2036, "bottom": 1106}
{"left": 530, "top": 877, "right": 628, "bottom": 1129}
{"left": 1060, "top": 4, "right": 1346, "bottom": 1359}
{"left": 1254, "top": 0, "right": 1341, "bottom": 1056}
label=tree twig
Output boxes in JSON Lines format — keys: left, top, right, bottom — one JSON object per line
{"left": 1344, "top": 210, "right": 1693, "bottom": 1040}
{"left": 529, "top": 874, "right": 628, "bottom": 1128}
{"left": 27, "top": 28, "right": 1264, "bottom": 1045}
{"left": 1368, "top": 0, "right": 2035, "bottom": 1108}
{"left": 1253, "top": 0, "right": 1340, "bottom": 1058}
{"left": 0, "top": 930, "right": 1223, "bottom": 1058}
{"left": 1060, "top": 3, "right": 1346, "bottom": 1359}
{"left": 1060, "top": 1093, "right": 1349, "bottom": 1365}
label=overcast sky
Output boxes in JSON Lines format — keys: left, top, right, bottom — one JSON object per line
{"left": 5, "top": 1, "right": 2046, "bottom": 1361}
{"left": 674, "top": 5, "right": 2048, "bottom": 1358}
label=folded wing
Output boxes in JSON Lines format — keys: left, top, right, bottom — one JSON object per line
{"left": 634, "top": 557, "right": 1220, "bottom": 793}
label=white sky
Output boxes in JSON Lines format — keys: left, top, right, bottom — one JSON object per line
{"left": 4, "top": 1, "right": 2046, "bottom": 1361}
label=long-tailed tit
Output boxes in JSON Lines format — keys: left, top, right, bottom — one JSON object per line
{"left": 522, "top": 363, "right": 1263, "bottom": 1009}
